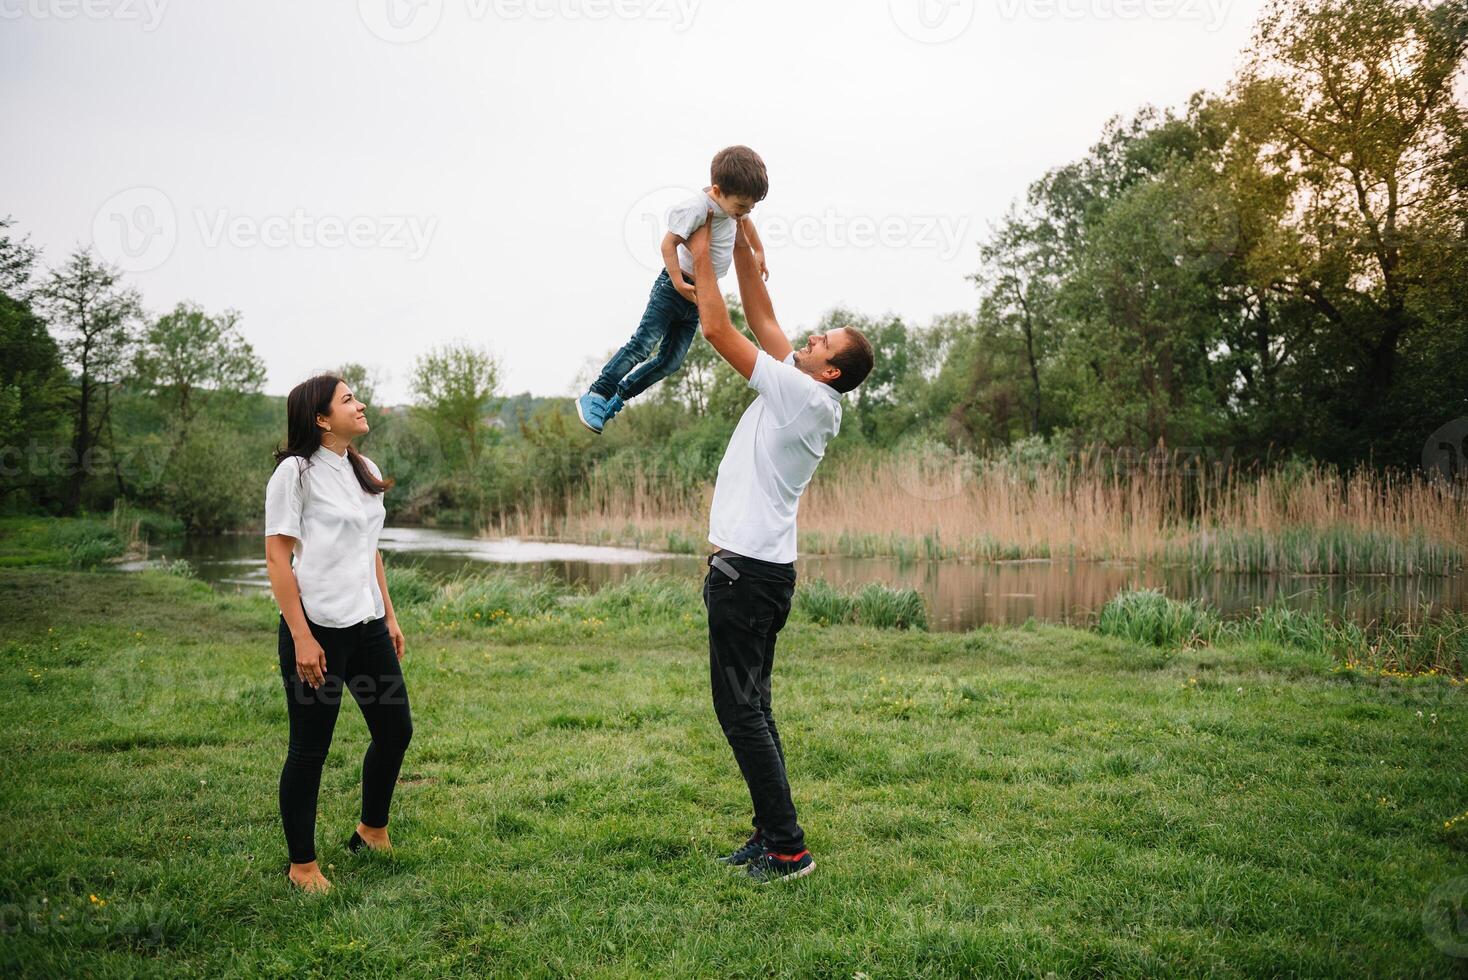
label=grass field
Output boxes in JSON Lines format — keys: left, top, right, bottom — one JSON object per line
{"left": 2, "top": 564, "right": 1467, "bottom": 977}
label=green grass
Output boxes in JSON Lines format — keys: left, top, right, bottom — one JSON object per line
{"left": 1101, "top": 589, "right": 1468, "bottom": 678}
{"left": 2, "top": 567, "right": 1466, "bottom": 977}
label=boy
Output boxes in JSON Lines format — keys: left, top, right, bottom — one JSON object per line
{"left": 576, "top": 145, "right": 770, "bottom": 434}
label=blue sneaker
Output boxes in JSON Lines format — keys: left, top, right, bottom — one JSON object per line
{"left": 602, "top": 394, "right": 626, "bottom": 425}
{"left": 575, "top": 392, "right": 608, "bottom": 434}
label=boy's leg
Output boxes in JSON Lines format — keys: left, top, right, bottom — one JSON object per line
{"left": 617, "top": 300, "right": 699, "bottom": 402}
{"left": 588, "top": 271, "right": 682, "bottom": 399}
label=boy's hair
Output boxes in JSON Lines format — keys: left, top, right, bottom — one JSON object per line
{"left": 829, "top": 327, "right": 875, "bottom": 393}
{"left": 711, "top": 146, "right": 769, "bottom": 202}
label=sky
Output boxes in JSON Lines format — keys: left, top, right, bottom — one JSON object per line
{"left": 2, "top": 0, "right": 1267, "bottom": 405}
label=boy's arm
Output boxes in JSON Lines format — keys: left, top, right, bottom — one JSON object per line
{"left": 661, "top": 231, "right": 696, "bottom": 303}
{"left": 690, "top": 211, "right": 758, "bottom": 380}
{"left": 741, "top": 216, "right": 769, "bottom": 281}
{"left": 732, "top": 220, "right": 794, "bottom": 363}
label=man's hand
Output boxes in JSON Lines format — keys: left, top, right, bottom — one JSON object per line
{"left": 689, "top": 211, "right": 759, "bottom": 380}
{"left": 737, "top": 216, "right": 769, "bottom": 281}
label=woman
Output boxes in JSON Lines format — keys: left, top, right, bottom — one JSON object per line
{"left": 264, "top": 374, "right": 412, "bottom": 894}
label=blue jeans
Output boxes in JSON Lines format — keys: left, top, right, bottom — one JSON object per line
{"left": 589, "top": 269, "right": 700, "bottom": 400}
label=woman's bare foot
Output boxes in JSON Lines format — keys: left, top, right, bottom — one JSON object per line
{"left": 287, "top": 861, "right": 331, "bottom": 893}
{"left": 355, "top": 822, "right": 391, "bottom": 851}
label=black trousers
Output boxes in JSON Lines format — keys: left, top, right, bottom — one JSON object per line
{"left": 277, "top": 613, "right": 413, "bottom": 865}
{"left": 703, "top": 552, "right": 806, "bottom": 854}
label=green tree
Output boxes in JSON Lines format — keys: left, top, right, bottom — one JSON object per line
{"left": 1234, "top": 0, "right": 1468, "bottom": 461}
{"left": 0, "top": 217, "right": 69, "bottom": 508}
{"left": 132, "top": 302, "right": 266, "bottom": 441}
{"left": 410, "top": 341, "right": 502, "bottom": 466}
{"left": 37, "top": 250, "right": 143, "bottom": 514}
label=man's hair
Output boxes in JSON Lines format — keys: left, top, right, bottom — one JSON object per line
{"left": 828, "top": 327, "right": 874, "bottom": 393}
{"left": 711, "top": 145, "right": 769, "bottom": 202}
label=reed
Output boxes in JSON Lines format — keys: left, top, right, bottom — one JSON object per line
{"left": 1100, "top": 587, "right": 1468, "bottom": 677}
{"left": 489, "top": 449, "right": 1467, "bottom": 574}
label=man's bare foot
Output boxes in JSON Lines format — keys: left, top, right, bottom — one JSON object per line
{"left": 287, "top": 861, "right": 331, "bottom": 893}
{"left": 355, "top": 822, "right": 391, "bottom": 851}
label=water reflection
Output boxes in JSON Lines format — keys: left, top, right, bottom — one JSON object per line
{"left": 131, "top": 526, "right": 1468, "bottom": 632}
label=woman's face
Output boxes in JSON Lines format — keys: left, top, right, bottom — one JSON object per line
{"left": 317, "top": 381, "right": 369, "bottom": 442}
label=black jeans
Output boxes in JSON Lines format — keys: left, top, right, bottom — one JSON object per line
{"left": 703, "top": 552, "right": 805, "bottom": 854}
{"left": 277, "top": 613, "right": 413, "bottom": 865}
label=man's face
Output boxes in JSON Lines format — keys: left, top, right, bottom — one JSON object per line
{"left": 792, "top": 327, "right": 847, "bottom": 385}
{"left": 710, "top": 186, "right": 757, "bottom": 219}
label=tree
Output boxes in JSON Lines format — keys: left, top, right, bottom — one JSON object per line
{"left": 1234, "top": 0, "right": 1468, "bottom": 461}
{"left": 37, "top": 250, "right": 143, "bottom": 514}
{"left": 132, "top": 302, "right": 266, "bottom": 443}
{"left": 409, "top": 341, "right": 501, "bottom": 465}
{"left": 0, "top": 217, "right": 69, "bottom": 506}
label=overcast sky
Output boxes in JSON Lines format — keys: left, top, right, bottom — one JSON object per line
{"left": 3, "top": 0, "right": 1266, "bottom": 404}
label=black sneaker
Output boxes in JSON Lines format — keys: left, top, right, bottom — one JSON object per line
{"left": 718, "top": 833, "right": 765, "bottom": 867}
{"left": 746, "top": 849, "right": 815, "bottom": 883}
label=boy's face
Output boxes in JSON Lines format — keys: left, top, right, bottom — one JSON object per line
{"left": 709, "top": 185, "right": 758, "bottom": 219}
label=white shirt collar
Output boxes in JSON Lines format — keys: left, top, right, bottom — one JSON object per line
{"left": 313, "top": 445, "right": 349, "bottom": 470}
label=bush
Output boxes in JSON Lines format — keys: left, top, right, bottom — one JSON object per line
{"left": 433, "top": 570, "right": 565, "bottom": 622}
{"left": 385, "top": 565, "right": 438, "bottom": 607}
{"left": 1098, "top": 589, "right": 1218, "bottom": 648}
{"left": 795, "top": 579, "right": 928, "bottom": 630}
{"left": 578, "top": 573, "right": 694, "bottom": 622}
{"left": 47, "top": 518, "right": 126, "bottom": 567}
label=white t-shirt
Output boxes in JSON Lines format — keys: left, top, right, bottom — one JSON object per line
{"left": 708, "top": 350, "right": 843, "bottom": 563}
{"left": 666, "top": 191, "right": 737, "bottom": 280}
{"left": 264, "top": 446, "right": 387, "bottom": 628}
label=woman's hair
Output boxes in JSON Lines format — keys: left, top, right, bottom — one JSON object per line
{"left": 273, "top": 374, "right": 393, "bottom": 495}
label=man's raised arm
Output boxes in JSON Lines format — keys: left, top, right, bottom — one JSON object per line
{"left": 690, "top": 211, "right": 758, "bottom": 380}
{"left": 733, "top": 219, "right": 793, "bottom": 363}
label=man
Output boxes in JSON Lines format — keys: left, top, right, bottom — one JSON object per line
{"left": 686, "top": 208, "right": 875, "bottom": 883}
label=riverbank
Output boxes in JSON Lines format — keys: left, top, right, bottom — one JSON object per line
{"left": 494, "top": 458, "right": 1468, "bottom": 575}
{"left": 1, "top": 565, "right": 1465, "bottom": 976}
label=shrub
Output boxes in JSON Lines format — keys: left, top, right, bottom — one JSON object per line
{"left": 1098, "top": 589, "right": 1218, "bottom": 648}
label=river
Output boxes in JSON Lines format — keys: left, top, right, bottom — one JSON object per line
{"left": 119, "top": 525, "right": 1468, "bottom": 632}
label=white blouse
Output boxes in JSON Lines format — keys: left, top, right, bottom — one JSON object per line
{"left": 264, "top": 446, "right": 387, "bottom": 628}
